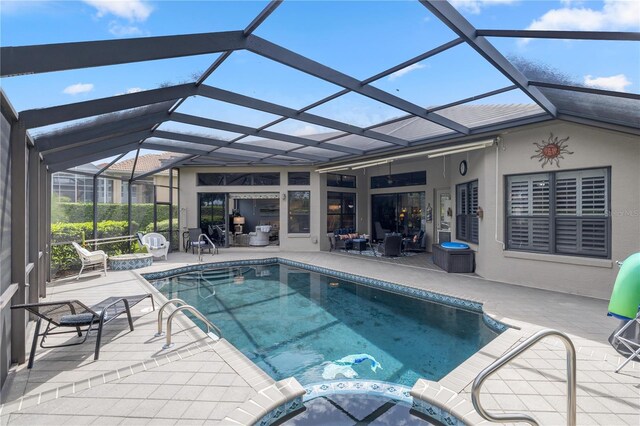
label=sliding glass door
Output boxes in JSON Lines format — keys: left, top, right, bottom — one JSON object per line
{"left": 371, "top": 192, "right": 425, "bottom": 240}
{"left": 198, "top": 193, "right": 228, "bottom": 247}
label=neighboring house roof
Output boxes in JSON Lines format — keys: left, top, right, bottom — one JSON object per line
{"left": 97, "top": 152, "right": 180, "bottom": 175}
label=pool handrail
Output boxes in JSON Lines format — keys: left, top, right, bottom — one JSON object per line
{"left": 156, "top": 298, "right": 188, "bottom": 336}
{"left": 471, "top": 328, "right": 576, "bottom": 426}
{"left": 164, "top": 305, "right": 223, "bottom": 349}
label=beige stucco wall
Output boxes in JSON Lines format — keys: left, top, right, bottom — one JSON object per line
{"left": 176, "top": 121, "right": 639, "bottom": 299}
{"left": 448, "top": 121, "right": 640, "bottom": 300}
{"left": 178, "top": 167, "right": 322, "bottom": 252}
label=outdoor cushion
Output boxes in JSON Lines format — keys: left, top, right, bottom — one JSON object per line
{"left": 60, "top": 313, "right": 96, "bottom": 326}
{"left": 441, "top": 242, "right": 470, "bottom": 250}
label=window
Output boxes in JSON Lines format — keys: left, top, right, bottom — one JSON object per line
{"left": 506, "top": 168, "right": 609, "bottom": 258}
{"left": 327, "top": 192, "right": 356, "bottom": 232}
{"left": 327, "top": 173, "right": 356, "bottom": 188}
{"left": 288, "top": 172, "right": 310, "bottom": 185}
{"left": 197, "top": 173, "right": 280, "bottom": 186}
{"left": 370, "top": 171, "right": 426, "bottom": 189}
{"left": 288, "top": 191, "right": 310, "bottom": 233}
{"left": 456, "top": 180, "right": 478, "bottom": 243}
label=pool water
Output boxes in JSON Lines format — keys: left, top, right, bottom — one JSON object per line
{"left": 151, "top": 264, "right": 498, "bottom": 386}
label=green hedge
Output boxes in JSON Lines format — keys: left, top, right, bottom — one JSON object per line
{"left": 51, "top": 220, "right": 136, "bottom": 272}
{"left": 52, "top": 203, "right": 155, "bottom": 231}
{"left": 144, "top": 219, "right": 179, "bottom": 233}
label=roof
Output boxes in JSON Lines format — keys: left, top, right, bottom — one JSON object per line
{"left": 2, "top": 1, "right": 637, "bottom": 177}
{"left": 97, "top": 152, "right": 180, "bottom": 175}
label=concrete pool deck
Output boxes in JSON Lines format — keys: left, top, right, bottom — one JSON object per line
{"left": 1, "top": 248, "right": 638, "bottom": 425}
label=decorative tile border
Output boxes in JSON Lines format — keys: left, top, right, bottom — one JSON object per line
{"left": 303, "top": 380, "right": 413, "bottom": 404}
{"left": 109, "top": 255, "right": 153, "bottom": 271}
{"left": 141, "top": 257, "right": 509, "bottom": 334}
{"left": 413, "top": 398, "right": 464, "bottom": 426}
{"left": 257, "top": 396, "right": 304, "bottom": 426}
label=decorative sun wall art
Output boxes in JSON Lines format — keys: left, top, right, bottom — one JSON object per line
{"left": 531, "top": 133, "right": 574, "bottom": 168}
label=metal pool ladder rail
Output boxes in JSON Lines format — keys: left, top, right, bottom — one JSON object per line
{"left": 156, "top": 298, "right": 223, "bottom": 349}
{"left": 198, "top": 233, "right": 216, "bottom": 262}
{"left": 471, "top": 329, "right": 576, "bottom": 426}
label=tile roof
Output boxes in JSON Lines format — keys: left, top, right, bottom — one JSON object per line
{"left": 97, "top": 152, "right": 180, "bottom": 174}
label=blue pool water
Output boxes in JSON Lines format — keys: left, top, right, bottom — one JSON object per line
{"left": 150, "top": 263, "right": 498, "bottom": 386}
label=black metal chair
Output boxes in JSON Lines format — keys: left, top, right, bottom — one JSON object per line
{"left": 376, "top": 233, "right": 403, "bottom": 257}
{"left": 188, "top": 227, "right": 215, "bottom": 254}
{"left": 11, "top": 294, "right": 154, "bottom": 368}
{"left": 404, "top": 230, "right": 428, "bottom": 252}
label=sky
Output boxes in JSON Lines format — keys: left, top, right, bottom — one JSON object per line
{"left": 1, "top": 0, "right": 638, "bottom": 164}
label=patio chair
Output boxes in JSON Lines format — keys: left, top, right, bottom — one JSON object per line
{"left": 609, "top": 308, "right": 640, "bottom": 373}
{"left": 404, "top": 230, "right": 428, "bottom": 252}
{"left": 188, "top": 228, "right": 216, "bottom": 254}
{"left": 376, "top": 233, "right": 402, "bottom": 257}
{"left": 140, "top": 232, "right": 169, "bottom": 260}
{"left": 71, "top": 242, "right": 108, "bottom": 280}
{"left": 374, "top": 222, "right": 390, "bottom": 242}
{"left": 11, "top": 294, "right": 154, "bottom": 368}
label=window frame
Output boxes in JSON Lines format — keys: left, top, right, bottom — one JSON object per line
{"left": 327, "top": 173, "right": 356, "bottom": 188}
{"left": 455, "top": 180, "right": 479, "bottom": 244}
{"left": 370, "top": 171, "right": 426, "bottom": 189}
{"left": 327, "top": 191, "right": 356, "bottom": 232}
{"left": 288, "top": 171, "right": 311, "bottom": 186}
{"left": 504, "top": 167, "right": 611, "bottom": 259}
{"left": 288, "top": 190, "right": 311, "bottom": 234}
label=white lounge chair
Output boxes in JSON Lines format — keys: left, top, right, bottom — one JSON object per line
{"left": 249, "top": 225, "right": 271, "bottom": 247}
{"left": 141, "top": 232, "right": 169, "bottom": 260}
{"left": 71, "top": 242, "right": 108, "bottom": 280}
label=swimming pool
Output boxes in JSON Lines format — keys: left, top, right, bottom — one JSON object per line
{"left": 149, "top": 262, "right": 500, "bottom": 387}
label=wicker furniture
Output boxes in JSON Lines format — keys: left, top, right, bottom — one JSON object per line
{"left": 71, "top": 242, "right": 108, "bottom": 280}
{"left": 432, "top": 244, "right": 475, "bottom": 273}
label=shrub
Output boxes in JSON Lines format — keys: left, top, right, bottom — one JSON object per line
{"left": 51, "top": 220, "right": 135, "bottom": 272}
{"left": 144, "top": 219, "right": 179, "bottom": 233}
{"left": 51, "top": 203, "right": 156, "bottom": 232}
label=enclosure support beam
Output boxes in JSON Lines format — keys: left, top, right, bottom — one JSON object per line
{"left": 19, "top": 84, "right": 197, "bottom": 129}
{"left": 1, "top": 31, "right": 247, "bottom": 77}
{"left": 246, "top": 35, "right": 470, "bottom": 135}
{"left": 127, "top": 182, "right": 133, "bottom": 238}
{"left": 92, "top": 176, "right": 98, "bottom": 246}
{"left": 10, "top": 121, "right": 27, "bottom": 364}
{"left": 419, "top": 0, "right": 557, "bottom": 117}
{"left": 39, "top": 161, "right": 48, "bottom": 297}
{"left": 475, "top": 29, "right": 640, "bottom": 41}
{"left": 133, "top": 155, "right": 196, "bottom": 181}
{"left": 28, "top": 146, "right": 41, "bottom": 305}
{"left": 168, "top": 168, "right": 174, "bottom": 252}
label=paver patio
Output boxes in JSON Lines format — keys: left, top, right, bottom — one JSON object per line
{"left": 1, "top": 248, "right": 638, "bottom": 425}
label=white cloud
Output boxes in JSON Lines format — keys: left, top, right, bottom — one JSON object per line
{"left": 108, "top": 21, "right": 143, "bottom": 36}
{"left": 584, "top": 74, "right": 632, "bottom": 92}
{"left": 63, "top": 83, "right": 94, "bottom": 95}
{"left": 83, "top": 0, "right": 152, "bottom": 22}
{"left": 526, "top": 0, "right": 640, "bottom": 31}
{"left": 125, "top": 87, "right": 144, "bottom": 94}
{"left": 293, "top": 125, "right": 321, "bottom": 136}
{"left": 388, "top": 63, "right": 426, "bottom": 81}
{"left": 449, "top": 0, "right": 517, "bottom": 15}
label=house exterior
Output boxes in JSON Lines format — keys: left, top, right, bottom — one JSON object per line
{"left": 178, "top": 119, "right": 640, "bottom": 300}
